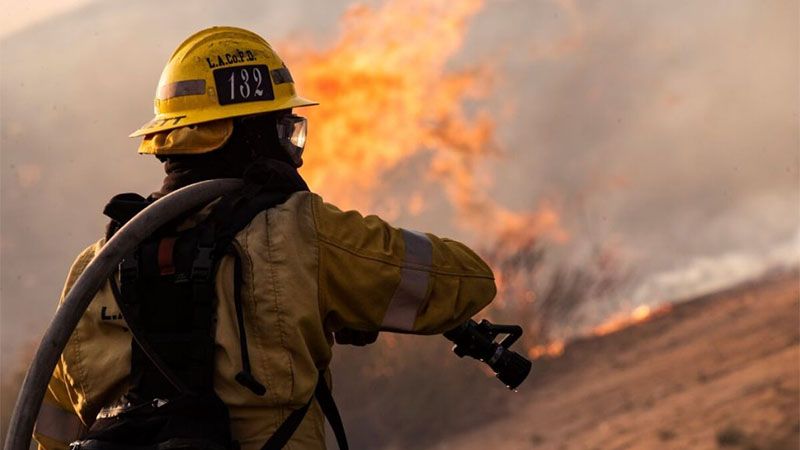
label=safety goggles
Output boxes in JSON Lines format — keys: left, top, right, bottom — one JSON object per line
{"left": 276, "top": 114, "right": 307, "bottom": 167}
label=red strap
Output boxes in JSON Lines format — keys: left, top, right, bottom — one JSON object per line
{"left": 157, "top": 237, "right": 177, "bottom": 276}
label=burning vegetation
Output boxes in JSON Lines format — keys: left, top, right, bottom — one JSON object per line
{"left": 279, "top": 0, "right": 656, "bottom": 356}
{"left": 285, "top": 0, "right": 492, "bottom": 215}
{"left": 284, "top": 0, "right": 568, "bottom": 242}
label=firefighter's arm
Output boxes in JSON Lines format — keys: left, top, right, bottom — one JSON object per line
{"left": 32, "top": 361, "right": 87, "bottom": 450}
{"left": 33, "top": 244, "right": 98, "bottom": 449}
{"left": 312, "top": 195, "right": 496, "bottom": 335}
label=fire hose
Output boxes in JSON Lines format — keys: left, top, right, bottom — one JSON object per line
{"left": 3, "top": 179, "right": 245, "bottom": 450}
{"left": 3, "top": 178, "right": 532, "bottom": 449}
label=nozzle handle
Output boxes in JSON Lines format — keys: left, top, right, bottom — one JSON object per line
{"left": 444, "top": 319, "right": 532, "bottom": 390}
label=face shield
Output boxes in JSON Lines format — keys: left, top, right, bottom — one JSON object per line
{"left": 276, "top": 114, "right": 308, "bottom": 167}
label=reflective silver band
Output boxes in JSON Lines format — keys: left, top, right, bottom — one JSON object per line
{"left": 270, "top": 67, "right": 294, "bottom": 85}
{"left": 157, "top": 79, "right": 206, "bottom": 100}
{"left": 34, "top": 402, "right": 86, "bottom": 443}
{"left": 382, "top": 230, "right": 433, "bottom": 331}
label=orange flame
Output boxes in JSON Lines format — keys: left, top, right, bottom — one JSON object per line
{"left": 282, "top": 0, "right": 578, "bottom": 362}
{"left": 592, "top": 304, "right": 673, "bottom": 337}
{"left": 528, "top": 340, "right": 565, "bottom": 360}
{"left": 283, "top": 0, "right": 568, "bottom": 242}
{"left": 269, "top": 0, "right": 683, "bottom": 366}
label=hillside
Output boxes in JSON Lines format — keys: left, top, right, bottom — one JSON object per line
{"left": 2, "top": 272, "right": 797, "bottom": 448}
{"left": 423, "top": 272, "right": 799, "bottom": 450}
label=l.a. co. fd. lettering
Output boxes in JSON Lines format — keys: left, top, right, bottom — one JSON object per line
{"left": 206, "top": 49, "right": 257, "bottom": 68}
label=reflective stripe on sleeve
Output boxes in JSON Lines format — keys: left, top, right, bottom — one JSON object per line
{"left": 381, "top": 230, "right": 433, "bottom": 331}
{"left": 34, "top": 402, "right": 86, "bottom": 444}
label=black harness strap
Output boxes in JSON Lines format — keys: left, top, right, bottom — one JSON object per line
{"left": 261, "top": 371, "right": 349, "bottom": 450}
{"left": 260, "top": 397, "right": 313, "bottom": 450}
{"left": 315, "top": 374, "right": 349, "bottom": 450}
{"left": 186, "top": 224, "right": 217, "bottom": 390}
{"left": 207, "top": 190, "right": 289, "bottom": 396}
{"left": 232, "top": 252, "right": 267, "bottom": 396}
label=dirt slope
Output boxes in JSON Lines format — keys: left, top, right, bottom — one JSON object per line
{"left": 427, "top": 272, "right": 800, "bottom": 450}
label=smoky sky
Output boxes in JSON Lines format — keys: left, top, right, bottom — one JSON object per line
{"left": 1, "top": 0, "right": 798, "bottom": 367}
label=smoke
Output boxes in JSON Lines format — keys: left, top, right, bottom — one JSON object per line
{"left": 1, "top": 0, "right": 798, "bottom": 370}
{"left": 629, "top": 231, "right": 800, "bottom": 306}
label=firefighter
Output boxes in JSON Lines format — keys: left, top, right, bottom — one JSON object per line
{"left": 33, "top": 27, "right": 496, "bottom": 450}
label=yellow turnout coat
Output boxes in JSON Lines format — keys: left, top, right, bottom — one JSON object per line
{"left": 34, "top": 191, "right": 496, "bottom": 449}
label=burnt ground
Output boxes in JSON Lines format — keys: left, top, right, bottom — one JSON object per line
{"left": 424, "top": 272, "right": 800, "bottom": 450}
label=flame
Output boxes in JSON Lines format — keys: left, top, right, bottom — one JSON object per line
{"left": 528, "top": 339, "right": 565, "bottom": 360}
{"left": 525, "top": 304, "right": 674, "bottom": 360}
{"left": 283, "top": 0, "right": 568, "bottom": 242}
{"left": 592, "top": 304, "right": 673, "bottom": 337}
{"left": 273, "top": 1, "right": 689, "bottom": 364}
{"left": 285, "top": 0, "right": 487, "bottom": 208}
{"left": 280, "top": 0, "right": 593, "bottom": 362}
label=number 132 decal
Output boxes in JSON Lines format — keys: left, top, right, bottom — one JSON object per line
{"left": 213, "top": 64, "right": 275, "bottom": 105}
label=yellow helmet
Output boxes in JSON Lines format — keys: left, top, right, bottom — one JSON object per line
{"left": 130, "top": 26, "right": 317, "bottom": 138}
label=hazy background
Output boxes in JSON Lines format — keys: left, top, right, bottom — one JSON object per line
{"left": 1, "top": 0, "right": 798, "bottom": 440}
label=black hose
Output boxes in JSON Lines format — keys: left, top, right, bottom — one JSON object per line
{"left": 3, "top": 179, "right": 244, "bottom": 450}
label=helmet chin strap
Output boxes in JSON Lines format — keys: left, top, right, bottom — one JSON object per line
{"left": 276, "top": 114, "right": 307, "bottom": 168}
{"left": 281, "top": 141, "right": 304, "bottom": 168}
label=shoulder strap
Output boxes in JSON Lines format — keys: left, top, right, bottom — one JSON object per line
{"left": 231, "top": 251, "right": 266, "bottom": 396}
{"left": 212, "top": 190, "right": 289, "bottom": 396}
{"left": 103, "top": 193, "right": 150, "bottom": 241}
{"left": 103, "top": 192, "right": 150, "bottom": 223}
{"left": 211, "top": 190, "right": 288, "bottom": 249}
{"left": 315, "top": 373, "right": 349, "bottom": 450}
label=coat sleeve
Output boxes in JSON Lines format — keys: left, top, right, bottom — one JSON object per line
{"left": 310, "top": 195, "right": 496, "bottom": 335}
{"left": 33, "top": 244, "right": 98, "bottom": 449}
{"left": 33, "top": 364, "right": 88, "bottom": 449}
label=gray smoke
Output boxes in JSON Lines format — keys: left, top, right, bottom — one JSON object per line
{"left": 1, "top": 0, "right": 797, "bottom": 373}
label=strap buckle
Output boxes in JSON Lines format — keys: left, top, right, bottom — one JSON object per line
{"left": 119, "top": 254, "right": 139, "bottom": 284}
{"left": 191, "top": 245, "right": 215, "bottom": 281}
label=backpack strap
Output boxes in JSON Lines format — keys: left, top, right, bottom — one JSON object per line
{"left": 222, "top": 192, "right": 349, "bottom": 449}
{"left": 314, "top": 373, "right": 349, "bottom": 450}
{"left": 260, "top": 371, "right": 349, "bottom": 450}
{"left": 103, "top": 193, "right": 150, "bottom": 224}
{"left": 206, "top": 189, "right": 289, "bottom": 396}
{"left": 232, "top": 251, "right": 267, "bottom": 396}
{"left": 103, "top": 193, "right": 151, "bottom": 241}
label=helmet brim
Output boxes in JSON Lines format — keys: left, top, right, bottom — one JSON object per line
{"left": 129, "top": 96, "right": 318, "bottom": 138}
